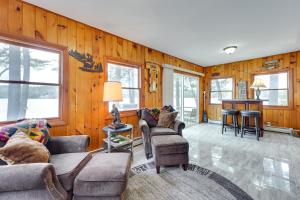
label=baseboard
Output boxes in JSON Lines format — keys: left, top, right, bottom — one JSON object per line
{"left": 133, "top": 137, "right": 143, "bottom": 146}
{"left": 208, "top": 119, "right": 222, "bottom": 125}
{"left": 263, "top": 126, "right": 293, "bottom": 134}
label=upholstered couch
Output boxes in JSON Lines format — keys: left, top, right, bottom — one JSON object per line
{"left": 138, "top": 110, "right": 185, "bottom": 159}
{"left": 0, "top": 135, "right": 91, "bottom": 200}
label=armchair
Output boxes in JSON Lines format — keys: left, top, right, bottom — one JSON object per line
{"left": 0, "top": 135, "right": 91, "bottom": 200}
{"left": 139, "top": 119, "right": 185, "bottom": 159}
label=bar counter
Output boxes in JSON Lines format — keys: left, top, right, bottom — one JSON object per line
{"left": 222, "top": 99, "right": 264, "bottom": 136}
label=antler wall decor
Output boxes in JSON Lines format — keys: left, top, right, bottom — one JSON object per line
{"left": 69, "top": 49, "right": 103, "bottom": 73}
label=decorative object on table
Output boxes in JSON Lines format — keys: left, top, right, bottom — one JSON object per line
{"left": 250, "top": 79, "right": 267, "bottom": 100}
{"left": 202, "top": 91, "right": 208, "bottom": 123}
{"left": 262, "top": 59, "right": 280, "bottom": 70}
{"left": 103, "top": 81, "right": 126, "bottom": 129}
{"left": 69, "top": 49, "right": 103, "bottom": 73}
{"left": 238, "top": 80, "right": 248, "bottom": 99}
{"left": 146, "top": 62, "right": 160, "bottom": 93}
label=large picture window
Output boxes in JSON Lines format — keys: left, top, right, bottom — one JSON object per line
{"left": 107, "top": 61, "right": 140, "bottom": 111}
{"left": 253, "top": 72, "right": 289, "bottom": 106}
{"left": 210, "top": 78, "right": 233, "bottom": 104}
{"left": 0, "top": 39, "right": 62, "bottom": 122}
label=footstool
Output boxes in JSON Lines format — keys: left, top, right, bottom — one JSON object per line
{"left": 73, "top": 152, "right": 131, "bottom": 200}
{"left": 151, "top": 135, "right": 189, "bottom": 174}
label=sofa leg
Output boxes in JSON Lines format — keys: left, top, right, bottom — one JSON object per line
{"left": 156, "top": 166, "right": 160, "bottom": 174}
{"left": 182, "top": 164, "right": 188, "bottom": 171}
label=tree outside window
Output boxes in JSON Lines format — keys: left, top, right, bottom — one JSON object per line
{"left": 210, "top": 78, "right": 233, "bottom": 104}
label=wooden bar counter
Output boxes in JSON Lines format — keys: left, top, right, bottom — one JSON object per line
{"left": 222, "top": 99, "right": 264, "bottom": 136}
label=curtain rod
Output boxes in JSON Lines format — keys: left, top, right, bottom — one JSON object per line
{"left": 162, "top": 64, "right": 205, "bottom": 77}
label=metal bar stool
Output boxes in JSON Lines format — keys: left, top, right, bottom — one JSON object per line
{"left": 240, "top": 110, "right": 261, "bottom": 141}
{"left": 222, "top": 109, "right": 239, "bottom": 136}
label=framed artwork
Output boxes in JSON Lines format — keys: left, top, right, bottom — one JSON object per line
{"left": 238, "top": 80, "right": 247, "bottom": 99}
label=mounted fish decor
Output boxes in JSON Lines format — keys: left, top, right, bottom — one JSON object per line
{"left": 69, "top": 49, "right": 103, "bottom": 73}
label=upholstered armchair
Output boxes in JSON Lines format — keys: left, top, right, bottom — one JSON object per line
{"left": 0, "top": 135, "right": 90, "bottom": 200}
{"left": 139, "top": 119, "right": 185, "bottom": 159}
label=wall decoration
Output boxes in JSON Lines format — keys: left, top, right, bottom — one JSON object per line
{"left": 238, "top": 80, "right": 247, "bottom": 99}
{"left": 262, "top": 59, "right": 281, "bottom": 70}
{"left": 69, "top": 49, "right": 103, "bottom": 73}
{"left": 146, "top": 62, "right": 160, "bottom": 93}
{"left": 211, "top": 72, "right": 220, "bottom": 77}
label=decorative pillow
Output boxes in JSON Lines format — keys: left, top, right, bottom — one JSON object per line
{"left": 141, "top": 108, "right": 161, "bottom": 128}
{"left": 157, "top": 112, "right": 178, "bottom": 128}
{"left": 0, "top": 122, "right": 30, "bottom": 143}
{"left": 0, "top": 132, "right": 50, "bottom": 165}
{"left": 26, "top": 119, "right": 50, "bottom": 145}
{"left": 162, "top": 105, "right": 176, "bottom": 112}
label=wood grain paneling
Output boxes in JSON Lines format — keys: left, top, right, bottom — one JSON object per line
{"left": 205, "top": 51, "right": 300, "bottom": 129}
{"left": 0, "top": 0, "right": 204, "bottom": 150}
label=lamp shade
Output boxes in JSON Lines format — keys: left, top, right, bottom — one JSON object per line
{"left": 103, "top": 81, "right": 123, "bottom": 102}
{"left": 250, "top": 79, "right": 267, "bottom": 89}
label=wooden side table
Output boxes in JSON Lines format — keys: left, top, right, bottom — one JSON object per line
{"left": 102, "top": 124, "right": 133, "bottom": 153}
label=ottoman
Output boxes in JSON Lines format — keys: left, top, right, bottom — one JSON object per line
{"left": 73, "top": 152, "right": 131, "bottom": 200}
{"left": 151, "top": 135, "right": 189, "bottom": 174}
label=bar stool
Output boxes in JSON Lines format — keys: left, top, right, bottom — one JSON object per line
{"left": 240, "top": 110, "right": 261, "bottom": 141}
{"left": 222, "top": 109, "right": 239, "bottom": 136}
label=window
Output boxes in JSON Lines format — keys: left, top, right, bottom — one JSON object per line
{"left": 0, "top": 39, "right": 63, "bottom": 123}
{"left": 107, "top": 61, "right": 140, "bottom": 111}
{"left": 253, "top": 72, "right": 288, "bottom": 106}
{"left": 210, "top": 78, "right": 233, "bottom": 104}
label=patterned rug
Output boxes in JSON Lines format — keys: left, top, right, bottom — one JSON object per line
{"left": 125, "top": 162, "right": 253, "bottom": 200}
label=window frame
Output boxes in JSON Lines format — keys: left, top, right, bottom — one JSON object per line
{"left": 251, "top": 69, "right": 293, "bottom": 110}
{"left": 105, "top": 57, "right": 143, "bottom": 114}
{"left": 209, "top": 76, "right": 234, "bottom": 105}
{"left": 0, "top": 32, "right": 68, "bottom": 126}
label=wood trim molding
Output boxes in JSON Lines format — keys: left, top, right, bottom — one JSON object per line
{"left": 163, "top": 64, "right": 204, "bottom": 76}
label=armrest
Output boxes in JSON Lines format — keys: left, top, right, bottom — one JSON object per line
{"left": 0, "top": 163, "right": 56, "bottom": 192}
{"left": 139, "top": 119, "right": 150, "bottom": 136}
{"left": 173, "top": 120, "right": 185, "bottom": 136}
{"left": 46, "top": 135, "right": 90, "bottom": 154}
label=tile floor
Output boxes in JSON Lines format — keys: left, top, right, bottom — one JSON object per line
{"left": 132, "top": 123, "right": 300, "bottom": 200}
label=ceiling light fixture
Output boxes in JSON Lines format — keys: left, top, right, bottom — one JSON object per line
{"left": 223, "top": 46, "right": 237, "bottom": 55}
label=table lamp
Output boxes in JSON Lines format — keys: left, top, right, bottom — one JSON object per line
{"left": 103, "top": 81, "right": 126, "bottom": 129}
{"left": 250, "top": 79, "right": 267, "bottom": 100}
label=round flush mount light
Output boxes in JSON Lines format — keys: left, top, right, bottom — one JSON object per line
{"left": 223, "top": 46, "right": 237, "bottom": 55}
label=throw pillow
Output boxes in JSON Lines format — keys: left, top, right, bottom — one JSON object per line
{"left": 157, "top": 112, "right": 178, "bottom": 128}
{"left": 141, "top": 108, "right": 160, "bottom": 128}
{"left": 0, "top": 122, "right": 30, "bottom": 143}
{"left": 161, "top": 105, "right": 176, "bottom": 112}
{"left": 0, "top": 132, "right": 50, "bottom": 165}
{"left": 26, "top": 119, "right": 51, "bottom": 145}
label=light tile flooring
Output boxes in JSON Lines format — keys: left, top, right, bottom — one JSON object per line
{"left": 132, "top": 124, "right": 300, "bottom": 200}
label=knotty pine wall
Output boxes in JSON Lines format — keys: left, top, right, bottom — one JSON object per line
{"left": 204, "top": 51, "right": 300, "bottom": 130}
{"left": 0, "top": 0, "right": 204, "bottom": 150}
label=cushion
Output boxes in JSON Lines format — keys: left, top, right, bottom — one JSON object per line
{"left": 151, "top": 135, "right": 189, "bottom": 155}
{"left": 74, "top": 152, "right": 131, "bottom": 197}
{"left": 141, "top": 108, "right": 160, "bottom": 128}
{"left": 157, "top": 111, "right": 178, "bottom": 128}
{"left": 26, "top": 119, "right": 50, "bottom": 144}
{"left": 50, "top": 152, "right": 92, "bottom": 191}
{"left": 0, "top": 122, "right": 30, "bottom": 143}
{"left": 162, "top": 105, "right": 175, "bottom": 112}
{"left": 150, "top": 127, "right": 177, "bottom": 136}
{"left": 0, "top": 132, "right": 50, "bottom": 165}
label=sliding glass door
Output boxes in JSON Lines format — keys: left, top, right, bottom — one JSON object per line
{"left": 173, "top": 73, "right": 199, "bottom": 126}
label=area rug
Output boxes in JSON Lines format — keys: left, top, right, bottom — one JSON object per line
{"left": 125, "top": 162, "right": 253, "bottom": 200}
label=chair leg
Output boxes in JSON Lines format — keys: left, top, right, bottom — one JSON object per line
{"left": 222, "top": 114, "right": 225, "bottom": 135}
{"left": 224, "top": 115, "right": 227, "bottom": 132}
{"left": 241, "top": 116, "right": 244, "bottom": 138}
{"left": 156, "top": 166, "right": 160, "bottom": 174}
{"left": 182, "top": 164, "right": 187, "bottom": 171}
{"left": 254, "top": 117, "right": 260, "bottom": 141}
{"left": 233, "top": 115, "right": 237, "bottom": 136}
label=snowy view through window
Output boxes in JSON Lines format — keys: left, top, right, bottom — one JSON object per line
{"left": 0, "top": 41, "right": 60, "bottom": 122}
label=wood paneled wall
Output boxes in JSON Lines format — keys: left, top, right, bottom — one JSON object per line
{"left": 0, "top": 0, "right": 204, "bottom": 150}
{"left": 204, "top": 51, "right": 300, "bottom": 129}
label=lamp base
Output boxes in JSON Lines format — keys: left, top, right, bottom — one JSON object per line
{"left": 108, "top": 123, "right": 126, "bottom": 129}
{"left": 255, "top": 88, "right": 261, "bottom": 100}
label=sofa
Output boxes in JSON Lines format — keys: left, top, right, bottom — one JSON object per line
{"left": 0, "top": 135, "right": 91, "bottom": 200}
{"left": 138, "top": 109, "right": 185, "bottom": 159}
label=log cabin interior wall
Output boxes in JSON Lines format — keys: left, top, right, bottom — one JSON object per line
{"left": 204, "top": 51, "right": 300, "bottom": 130}
{"left": 0, "top": 0, "right": 204, "bottom": 150}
